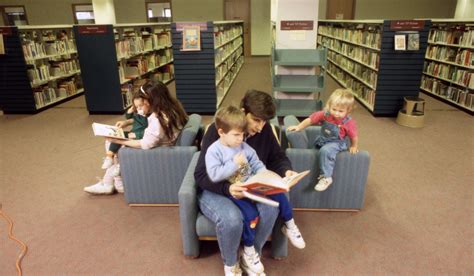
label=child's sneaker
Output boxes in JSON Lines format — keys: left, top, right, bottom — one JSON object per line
{"left": 114, "top": 176, "right": 124, "bottom": 193}
{"left": 315, "top": 176, "right": 333, "bottom": 192}
{"left": 282, "top": 225, "right": 306, "bottom": 249}
{"left": 224, "top": 263, "right": 243, "bottom": 276}
{"left": 111, "top": 164, "right": 120, "bottom": 177}
{"left": 241, "top": 249, "right": 264, "bottom": 274}
{"left": 84, "top": 180, "right": 114, "bottom": 195}
{"left": 101, "top": 156, "right": 114, "bottom": 169}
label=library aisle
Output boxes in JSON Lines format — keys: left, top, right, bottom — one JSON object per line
{"left": 0, "top": 57, "right": 472, "bottom": 274}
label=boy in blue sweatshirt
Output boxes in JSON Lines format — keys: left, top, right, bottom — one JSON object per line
{"left": 205, "top": 105, "right": 305, "bottom": 275}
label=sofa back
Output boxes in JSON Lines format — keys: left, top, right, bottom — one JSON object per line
{"left": 176, "top": 113, "right": 202, "bottom": 147}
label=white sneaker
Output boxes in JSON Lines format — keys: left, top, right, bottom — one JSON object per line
{"left": 241, "top": 250, "right": 264, "bottom": 274}
{"left": 84, "top": 180, "right": 114, "bottom": 195}
{"left": 114, "top": 176, "right": 124, "bottom": 193}
{"left": 224, "top": 263, "right": 242, "bottom": 276}
{"left": 282, "top": 225, "right": 306, "bottom": 249}
{"left": 101, "top": 157, "right": 114, "bottom": 169}
{"left": 315, "top": 176, "right": 333, "bottom": 192}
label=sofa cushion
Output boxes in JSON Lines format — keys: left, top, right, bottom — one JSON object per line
{"left": 285, "top": 129, "right": 309, "bottom": 149}
{"left": 176, "top": 114, "right": 201, "bottom": 147}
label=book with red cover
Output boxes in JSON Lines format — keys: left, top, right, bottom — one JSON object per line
{"left": 241, "top": 170, "right": 310, "bottom": 207}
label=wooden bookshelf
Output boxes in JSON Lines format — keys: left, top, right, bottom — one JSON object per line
{"left": 318, "top": 20, "right": 430, "bottom": 117}
{"left": 171, "top": 21, "right": 244, "bottom": 113}
{"left": 420, "top": 19, "right": 473, "bottom": 115}
{"left": 74, "top": 23, "right": 174, "bottom": 114}
{"left": 0, "top": 25, "right": 84, "bottom": 114}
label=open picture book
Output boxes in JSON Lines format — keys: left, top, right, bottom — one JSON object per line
{"left": 242, "top": 170, "right": 310, "bottom": 207}
{"left": 92, "top": 122, "right": 127, "bottom": 140}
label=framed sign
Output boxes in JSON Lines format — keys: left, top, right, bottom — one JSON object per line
{"left": 182, "top": 26, "right": 201, "bottom": 51}
{"left": 394, "top": 34, "right": 406, "bottom": 51}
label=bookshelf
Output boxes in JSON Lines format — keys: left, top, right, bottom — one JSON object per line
{"left": 171, "top": 21, "right": 244, "bottom": 113}
{"left": 0, "top": 25, "right": 84, "bottom": 114}
{"left": 420, "top": 19, "right": 473, "bottom": 115}
{"left": 74, "top": 23, "right": 174, "bottom": 114}
{"left": 318, "top": 20, "right": 430, "bottom": 117}
{"left": 271, "top": 47, "right": 327, "bottom": 116}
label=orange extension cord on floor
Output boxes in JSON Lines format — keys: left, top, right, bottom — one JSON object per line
{"left": 0, "top": 204, "right": 27, "bottom": 276}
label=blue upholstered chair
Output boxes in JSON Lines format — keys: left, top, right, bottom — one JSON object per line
{"left": 283, "top": 115, "right": 370, "bottom": 210}
{"left": 119, "top": 113, "right": 202, "bottom": 206}
{"left": 178, "top": 122, "right": 288, "bottom": 259}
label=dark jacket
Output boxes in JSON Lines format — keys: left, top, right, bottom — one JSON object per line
{"left": 195, "top": 122, "right": 292, "bottom": 196}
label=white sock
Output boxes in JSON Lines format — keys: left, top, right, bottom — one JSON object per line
{"left": 102, "top": 166, "right": 116, "bottom": 186}
{"left": 244, "top": 245, "right": 256, "bottom": 255}
{"left": 285, "top": 218, "right": 296, "bottom": 229}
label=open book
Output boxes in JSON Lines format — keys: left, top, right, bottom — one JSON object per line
{"left": 242, "top": 170, "right": 310, "bottom": 207}
{"left": 92, "top": 122, "right": 127, "bottom": 140}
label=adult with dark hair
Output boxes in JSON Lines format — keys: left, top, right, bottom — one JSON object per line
{"left": 195, "top": 90, "right": 297, "bottom": 275}
{"left": 85, "top": 80, "right": 188, "bottom": 195}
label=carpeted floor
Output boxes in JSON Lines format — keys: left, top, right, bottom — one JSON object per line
{"left": 0, "top": 57, "right": 472, "bottom": 275}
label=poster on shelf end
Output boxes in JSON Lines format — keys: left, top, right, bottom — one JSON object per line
{"left": 182, "top": 26, "right": 201, "bottom": 51}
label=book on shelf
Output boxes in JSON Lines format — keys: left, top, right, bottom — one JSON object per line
{"left": 92, "top": 123, "right": 127, "bottom": 140}
{"left": 241, "top": 170, "right": 310, "bottom": 207}
{"left": 0, "top": 34, "right": 4, "bottom": 55}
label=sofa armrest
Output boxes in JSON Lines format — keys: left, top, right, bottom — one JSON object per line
{"left": 178, "top": 152, "right": 201, "bottom": 257}
{"left": 286, "top": 148, "right": 370, "bottom": 209}
{"left": 119, "top": 146, "right": 197, "bottom": 204}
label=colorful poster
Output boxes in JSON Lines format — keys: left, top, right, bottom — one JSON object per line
{"left": 182, "top": 26, "right": 201, "bottom": 51}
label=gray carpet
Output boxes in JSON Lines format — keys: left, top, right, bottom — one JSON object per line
{"left": 0, "top": 57, "right": 472, "bottom": 275}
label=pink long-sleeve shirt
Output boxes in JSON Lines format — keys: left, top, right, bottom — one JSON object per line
{"left": 140, "top": 113, "right": 178, "bottom": 149}
{"left": 309, "top": 111, "right": 358, "bottom": 140}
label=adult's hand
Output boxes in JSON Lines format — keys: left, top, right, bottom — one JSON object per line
{"left": 285, "top": 170, "right": 298, "bottom": 177}
{"left": 229, "top": 182, "right": 247, "bottom": 199}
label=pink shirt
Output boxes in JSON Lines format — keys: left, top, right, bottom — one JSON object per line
{"left": 140, "top": 113, "right": 178, "bottom": 150}
{"left": 309, "top": 111, "right": 358, "bottom": 140}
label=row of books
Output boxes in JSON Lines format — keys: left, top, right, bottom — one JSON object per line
{"left": 22, "top": 39, "right": 76, "bottom": 60}
{"left": 423, "top": 61, "right": 474, "bottom": 89}
{"left": 116, "top": 32, "right": 171, "bottom": 59}
{"left": 215, "top": 38, "right": 243, "bottom": 66}
{"left": 118, "top": 54, "right": 172, "bottom": 83}
{"left": 33, "top": 78, "right": 82, "bottom": 108}
{"left": 327, "top": 62, "right": 376, "bottom": 108}
{"left": 328, "top": 52, "right": 378, "bottom": 88}
{"left": 428, "top": 28, "right": 474, "bottom": 47}
{"left": 27, "top": 65, "right": 50, "bottom": 84}
{"left": 49, "top": 59, "right": 79, "bottom": 77}
{"left": 426, "top": 45, "right": 473, "bottom": 68}
{"left": 217, "top": 56, "right": 244, "bottom": 105}
{"left": 318, "top": 35, "right": 379, "bottom": 70}
{"left": 421, "top": 75, "right": 474, "bottom": 109}
{"left": 215, "top": 47, "right": 243, "bottom": 85}
{"left": 26, "top": 59, "right": 80, "bottom": 85}
{"left": 214, "top": 25, "right": 243, "bottom": 48}
{"left": 318, "top": 25, "right": 381, "bottom": 50}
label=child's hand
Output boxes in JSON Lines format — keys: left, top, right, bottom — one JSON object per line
{"left": 127, "top": 105, "right": 135, "bottom": 114}
{"left": 229, "top": 181, "right": 247, "bottom": 199}
{"left": 349, "top": 146, "right": 359, "bottom": 154}
{"left": 287, "top": 125, "right": 300, "bottom": 132}
{"left": 128, "top": 132, "right": 136, "bottom": 139}
{"left": 115, "top": 120, "right": 127, "bottom": 128}
{"left": 233, "top": 152, "right": 247, "bottom": 166}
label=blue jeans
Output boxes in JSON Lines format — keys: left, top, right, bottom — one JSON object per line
{"left": 319, "top": 141, "right": 348, "bottom": 177}
{"left": 198, "top": 190, "right": 279, "bottom": 266}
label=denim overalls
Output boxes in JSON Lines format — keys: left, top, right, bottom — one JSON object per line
{"left": 314, "top": 112, "right": 351, "bottom": 177}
